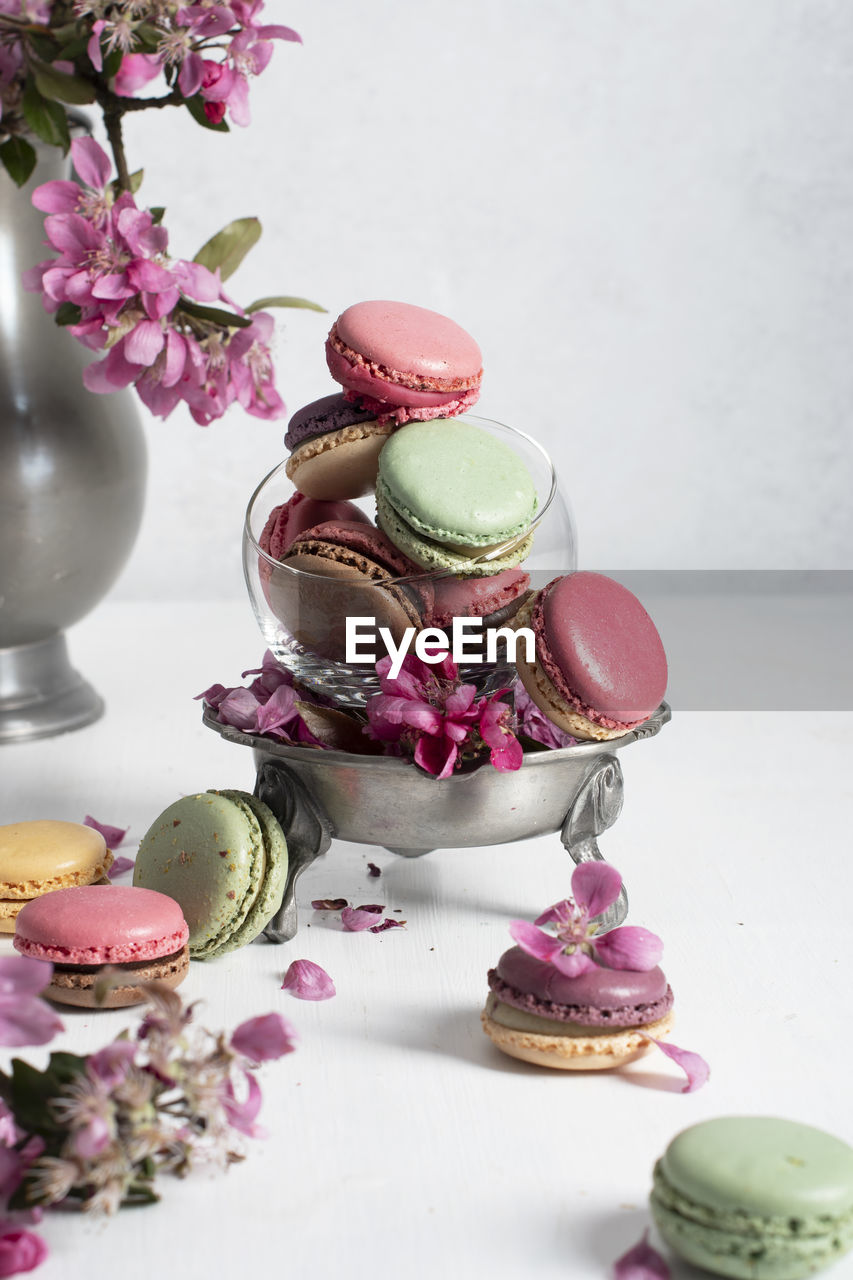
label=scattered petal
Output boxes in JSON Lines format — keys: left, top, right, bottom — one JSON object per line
{"left": 281, "top": 959, "right": 335, "bottom": 1001}
{"left": 355, "top": 904, "right": 384, "bottom": 914}
{"left": 107, "top": 857, "right": 135, "bottom": 879}
{"left": 367, "top": 863, "right": 381, "bottom": 878}
{"left": 341, "top": 907, "right": 384, "bottom": 932}
{"left": 612, "top": 1230, "right": 670, "bottom": 1280}
{"left": 231, "top": 1012, "right": 297, "bottom": 1062}
{"left": 311, "top": 898, "right": 348, "bottom": 912}
{"left": 643, "top": 1038, "right": 710, "bottom": 1093}
{"left": 83, "top": 816, "right": 129, "bottom": 848}
{"left": 221, "top": 1071, "right": 266, "bottom": 1139}
{"left": 0, "top": 1228, "right": 49, "bottom": 1277}
{"left": 369, "top": 919, "right": 406, "bottom": 933}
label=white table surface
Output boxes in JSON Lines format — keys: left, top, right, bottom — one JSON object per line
{"left": 2, "top": 601, "right": 852, "bottom": 1280}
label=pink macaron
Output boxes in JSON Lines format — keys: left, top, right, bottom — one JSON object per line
{"left": 14, "top": 884, "right": 190, "bottom": 1008}
{"left": 259, "top": 492, "right": 371, "bottom": 560}
{"left": 429, "top": 568, "right": 530, "bottom": 630}
{"left": 513, "top": 572, "right": 668, "bottom": 740}
{"left": 325, "top": 300, "right": 483, "bottom": 424}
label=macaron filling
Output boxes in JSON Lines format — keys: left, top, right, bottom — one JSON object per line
{"left": 284, "top": 392, "right": 376, "bottom": 451}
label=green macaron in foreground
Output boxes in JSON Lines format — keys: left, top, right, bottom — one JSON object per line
{"left": 375, "top": 419, "right": 537, "bottom": 575}
{"left": 134, "top": 790, "right": 288, "bottom": 959}
{"left": 650, "top": 1116, "right": 853, "bottom": 1280}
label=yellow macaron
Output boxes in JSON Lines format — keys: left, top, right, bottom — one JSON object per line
{"left": 0, "top": 820, "right": 114, "bottom": 933}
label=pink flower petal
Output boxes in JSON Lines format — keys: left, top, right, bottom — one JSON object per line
{"left": 549, "top": 948, "right": 598, "bottom": 978}
{"left": 369, "top": 918, "right": 406, "bottom": 933}
{"left": 281, "top": 959, "right": 336, "bottom": 1001}
{"left": 571, "top": 860, "right": 622, "bottom": 918}
{"left": 221, "top": 1070, "right": 266, "bottom": 1138}
{"left": 0, "top": 957, "right": 53, "bottom": 999}
{"left": 341, "top": 907, "right": 383, "bottom": 932}
{"left": 215, "top": 687, "right": 262, "bottom": 732}
{"left": 107, "top": 857, "right": 135, "bottom": 879}
{"left": 70, "top": 136, "right": 112, "bottom": 192}
{"left": 643, "top": 1037, "right": 710, "bottom": 1093}
{"left": 86, "top": 20, "right": 105, "bottom": 72}
{"left": 123, "top": 319, "right": 165, "bottom": 365}
{"left": 70, "top": 1114, "right": 111, "bottom": 1160}
{"left": 311, "top": 898, "right": 348, "bottom": 911}
{"left": 31, "top": 180, "right": 80, "bottom": 214}
{"left": 231, "top": 1012, "right": 297, "bottom": 1062}
{"left": 0, "top": 996, "right": 63, "bottom": 1049}
{"left": 83, "top": 816, "right": 129, "bottom": 848}
{"left": 257, "top": 23, "right": 302, "bottom": 42}
{"left": 414, "top": 733, "right": 457, "bottom": 778}
{"left": 594, "top": 925, "right": 663, "bottom": 972}
{"left": 113, "top": 52, "right": 161, "bottom": 97}
{"left": 178, "top": 50, "right": 206, "bottom": 98}
{"left": 0, "top": 1229, "right": 49, "bottom": 1277}
{"left": 508, "top": 919, "right": 564, "bottom": 965}
{"left": 613, "top": 1230, "right": 670, "bottom": 1279}
{"left": 489, "top": 735, "right": 523, "bottom": 772}
{"left": 87, "top": 1040, "right": 136, "bottom": 1087}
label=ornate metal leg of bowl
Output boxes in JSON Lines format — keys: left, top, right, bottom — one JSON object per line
{"left": 255, "top": 760, "right": 333, "bottom": 943}
{"left": 560, "top": 755, "right": 627, "bottom": 930}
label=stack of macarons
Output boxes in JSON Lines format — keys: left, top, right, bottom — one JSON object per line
{"left": 285, "top": 300, "right": 484, "bottom": 501}
{"left": 0, "top": 820, "right": 114, "bottom": 934}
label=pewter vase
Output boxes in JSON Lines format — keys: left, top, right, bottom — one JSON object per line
{"left": 0, "top": 141, "right": 147, "bottom": 742}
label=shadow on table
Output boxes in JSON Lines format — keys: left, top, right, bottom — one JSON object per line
{"left": 576, "top": 1207, "right": 709, "bottom": 1278}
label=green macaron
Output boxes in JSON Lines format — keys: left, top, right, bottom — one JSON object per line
{"left": 133, "top": 790, "right": 288, "bottom": 959}
{"left": 375, "top": 419, "right": 537, "bottom": 576}
{"left": 650, "top": 1116, "right": 853, "bottom": 1279}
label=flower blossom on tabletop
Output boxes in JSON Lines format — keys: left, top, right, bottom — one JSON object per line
{"left": 0, "top": 1229, "right": 48, "bottom": 1278}
{"left": 509, "top": 861, "right": 662, "bottom": 978}
{"left": 0, "top": 984, "right": 298, "bottom": 1217}
{"left": 366, "top": 653, "right": 522, "bottom": 778}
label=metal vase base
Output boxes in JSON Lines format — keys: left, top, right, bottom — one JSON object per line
{"left": 0, "top": 634, "right": 103, "bottom": 743}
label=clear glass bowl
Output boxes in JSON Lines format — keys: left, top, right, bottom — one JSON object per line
{"left": 243, "top": 416, "right": 577, "bottom": 708}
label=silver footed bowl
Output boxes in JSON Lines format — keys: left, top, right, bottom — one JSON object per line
{"left": 203, "top": 702, "right": 671, "bottom": 942}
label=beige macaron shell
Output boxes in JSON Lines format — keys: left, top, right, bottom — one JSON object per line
{"left": 285, "top": 421, "right": 394, "bottom": 499}
{"left": 481, "top": 993, "right": 674, "bottom": 1070}
{"left": 0, "top": 821, "right": 113, "bottom": 901}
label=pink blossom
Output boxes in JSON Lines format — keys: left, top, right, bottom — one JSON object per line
{"left": 231, "top": 1012, "right": 297, "bottom": 1063}
{"left": 510, "top": 861, "right": 662, "bottom": 978}
{"left": 513, "top": 679, "right": 577, "bottom": 749}
{"left": 0, "top": 958, "right": 63, "bottom": 1049}
{"left": 107, "top": 857, "right": 135, "bottom": 879}
{"left": 87, "top": 1040, "right": 137, "bottom": 1089}
{"left": 478, "top": 693, "right": 523, "bottom": 771}
{"left": 613, "top": 1231, "right": 670, "bottom": 1280}
{"left": 281, "top": 959, "right": 336, "bottom": 1001}
{"left": 0, "top": 1229, "right": 48, "bottom": 1277}
{"left": 366, "top": 654, "right": 482, "bottom": 779}
{"left": 113, "top": 53, "right": 161, "bottom": 97}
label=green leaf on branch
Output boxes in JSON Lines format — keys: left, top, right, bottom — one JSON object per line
{"left": 22, "top": 78, "right": 71, "bottom": 152}
{"left": 33, "top": 61, "right": 96, "bottom": 106}
{"left": 55, "top": 302, "right": 83, "bottom": 326}
{"left": 57, "top": 35, "right": 90, "bottom": 61}
{"left": 150, "top": 205, "right": 166, "bottom": 225}
{"left": 0, "top": 136, "right": 37, "bottom": 187}
{"left": 247, "top": 295, "right": 327, "bottom": 314}
{"left": 134, "top": 22, "right": 162, "bottom": 53}
{"left": 194, "top": 217, "right": 261, "bottom": 282}
{"left": 110, "top": 168, "right": 144, "bottom": 198}
{"left": 178, "top": 298, "right": 253, "bottom": 328}
{"left": 29, "top": 33, "right": 60, "bottom": 62}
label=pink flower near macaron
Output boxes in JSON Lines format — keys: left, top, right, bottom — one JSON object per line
{"left": 510, "top": 862, "right": 662, "bottom": 977}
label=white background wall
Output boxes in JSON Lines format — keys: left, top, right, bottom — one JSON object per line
{"left": 103, "top": 0, "right": 853, "bottom": 601}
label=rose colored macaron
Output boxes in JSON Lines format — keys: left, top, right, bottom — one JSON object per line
{"left": 326, "top": 300, "right": 483, "bottom": 425}
{"left": 429, "top": 568, "right": 530, "bottom": 630}
{"left": 284, "top": 393, "right": 395, "bottom": 499}
{"left": 259, "top": 491, "right": 371, "bottom": 560}
{"left": 14, "top": 884, "right": 190, "bottom": 1008}
{"left": 481, "top": 945, "right": 674, "bottom": 1070}
{"left": 514, "top": 572, "right": 667, "bottom": 741}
